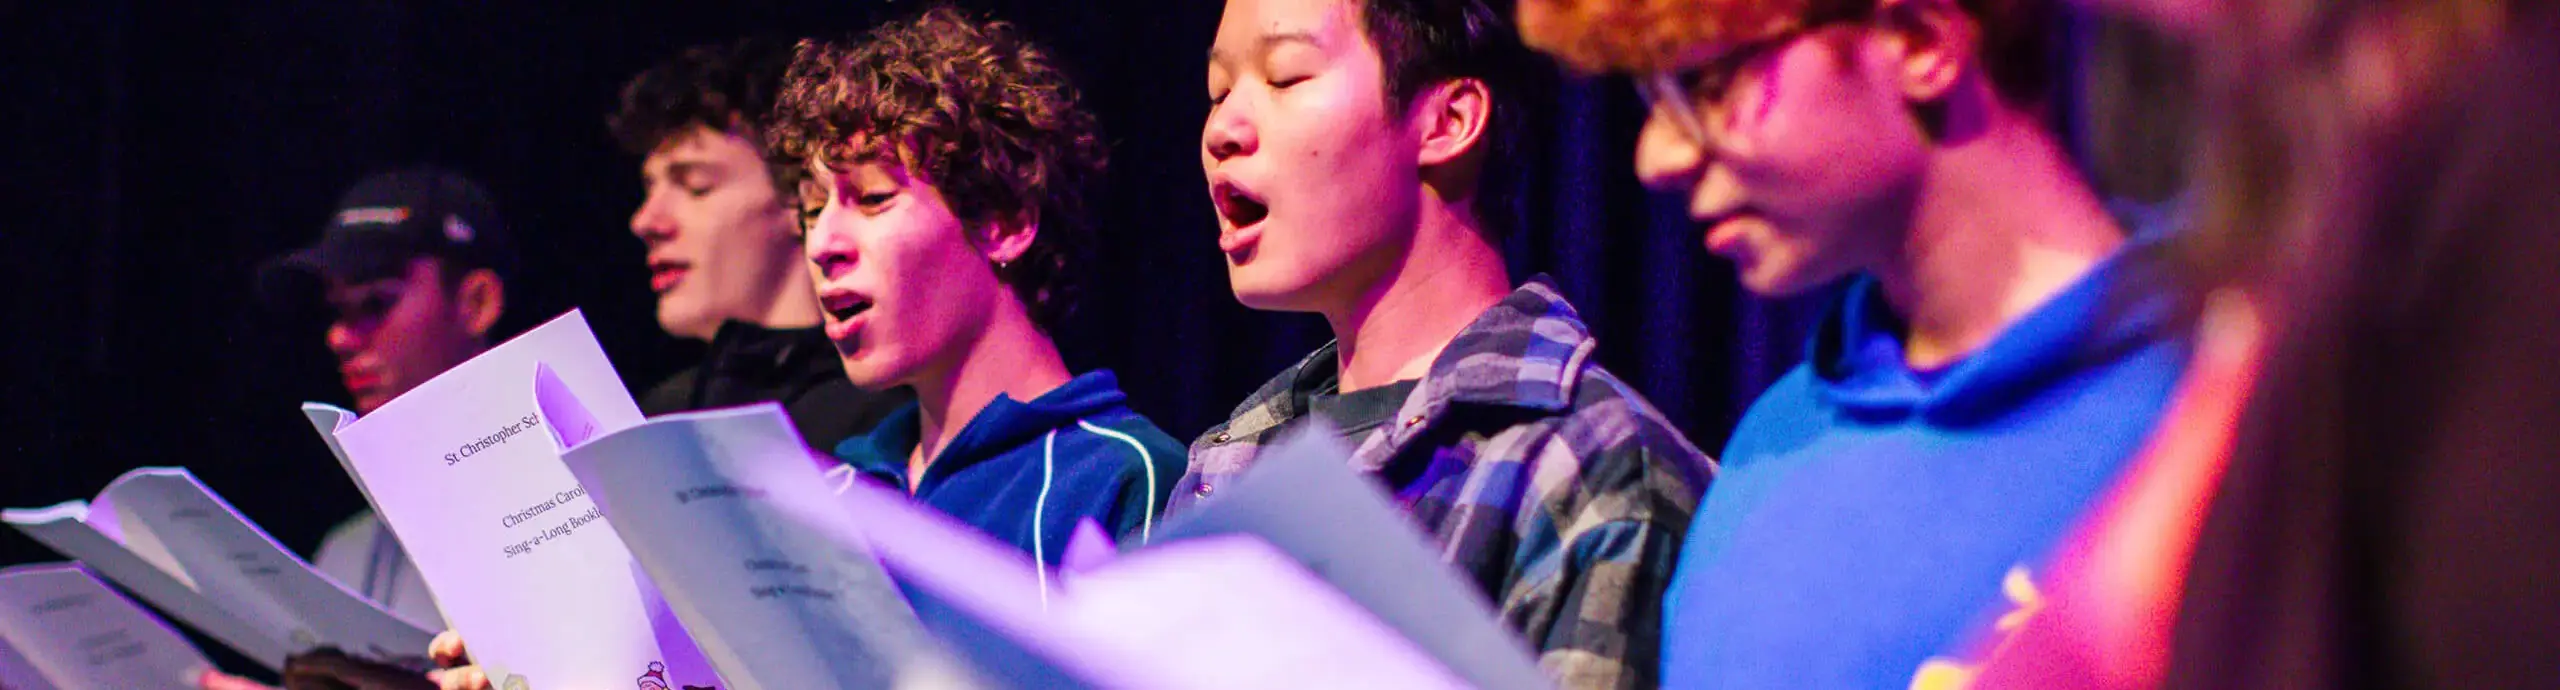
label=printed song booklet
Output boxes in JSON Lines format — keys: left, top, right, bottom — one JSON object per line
{"left": 541, "top": 370, "right": 959, "bottom": 690}
{"left": 3, "top": 468, "right": 433, "bottom": 671}
{"left": 0, "top": 563, "right": 216, "bottom": 690}
{"left": 322, "top": 310, "right": 715, "bottom": 690}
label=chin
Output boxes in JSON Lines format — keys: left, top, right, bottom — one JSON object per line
{"left": 836, "top": 351, "right": 914, "bottom": 392}
{"left": 1225, "top": 264, "right": 1330, "bottom": 313}
{"left": 1741, "top": 258, "right": 1852, "bottom": 298}
{"left": 657, "top": 305, "right": 718, "bottom": 341}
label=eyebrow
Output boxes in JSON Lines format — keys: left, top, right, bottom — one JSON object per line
{"left": 659, "top": 161, "right": 715, "bottom": 183}
{"left": 1208, "top": 30, "right": 1323, "bottom": 65}
{"left": 325, "top": 282, "right": 402, "bottom": 307}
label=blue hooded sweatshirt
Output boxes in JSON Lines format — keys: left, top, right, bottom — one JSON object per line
{"left": 828, "top": 370, "right": 1188, "bottom": 566}
{"left": 1661, "top": 238, "right": 2188, "bottom": 688}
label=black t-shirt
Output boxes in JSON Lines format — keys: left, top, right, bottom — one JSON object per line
{"left": 640, "top": 321, "right": 908, "bottom": 452}
{"left": 1306, "top": 378, "right": 1422, "bottom": 445}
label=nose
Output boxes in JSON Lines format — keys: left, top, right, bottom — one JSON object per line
{"left": 1632, "top": 110, "right": 1747, "bottom": 220}
{"left": 802, "top": 208, "right": 856, "bottom": 282}
{"left": 1202, "top": 100, "right": 1256, "bottom": 163}
{"left": 1633, "top": 110, "right": 1705, "bottom": 193}
{"left": 630, "top": 190, "right": 676, "bottom": 244}
{"left": 325, "top": 320, "right": 364, "bottom": 360}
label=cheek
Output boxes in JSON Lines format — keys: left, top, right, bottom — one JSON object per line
{"left": 874, "top": 215, "right": 992, "bottom": 327}
{"left": 705, "top": 198, "right": 792, "bottom": 254}
{"left": 380, "top": 304, "right": 454, "bottom": 367}
{"left": 1737, "top": 71, "right": 1923, "bottom": 205}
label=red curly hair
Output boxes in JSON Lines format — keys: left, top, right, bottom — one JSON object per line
{"left": 1518, "top": 0, "right": 2058, "bottom": 107}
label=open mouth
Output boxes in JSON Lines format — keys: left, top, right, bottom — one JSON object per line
{"left": 340, "top": 368, "right": 380, "bottom": 393}
{"left": 1212, "top": 182, "right": 1269, "bottom": 229}
{"left": 1696, "top": 207, "right": 1759, "bottom": 254}
{"left": 820, "top": 291, "right": 872, "bottom": 323}
{"left": 647, "top": 260, "right": 689, "bottom": 294}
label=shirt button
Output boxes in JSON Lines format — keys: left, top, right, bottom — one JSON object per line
{"left": 1194, "top": 484, "right": 1214, "bottom": 498}
{"left": 1211, "top": 432, "right": 1231, "bottom": 444}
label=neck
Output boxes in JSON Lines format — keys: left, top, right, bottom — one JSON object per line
{"left": 905, "top": 300, "right": 1072, "bottom": 483}
{"left": 1325, "top": 198, "right": 1511, "bottom": 392}
{"left": 741, "top": 265, "right": 824, "bottom": 332}
{"left": 1873, "top": 102, "right": 2124, "bottom": 370}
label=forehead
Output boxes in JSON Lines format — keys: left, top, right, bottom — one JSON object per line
{"left": 1212, "top": 0, "right": 1365, "bottom": 58}
{"left": 323, "top": 260, "right": 435, "bottom": 300}
{"left": 806, "top": 153, "right": 918, "bottom": 187}
{"left": 643, "top": 125, "right": 760, "bottom": 171}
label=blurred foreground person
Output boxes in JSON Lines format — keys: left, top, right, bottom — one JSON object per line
{"left": 1517, "top": 0, "right": 2189, "bottom": 685}
{"left": 1962, "top": 0, "right": 2556, "bottom": 688}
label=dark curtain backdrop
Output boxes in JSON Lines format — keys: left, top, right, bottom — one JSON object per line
{"left": 2, "top": 2, "right": 2169, "bottom": 668}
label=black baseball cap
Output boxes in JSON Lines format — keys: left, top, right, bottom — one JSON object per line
{"left": 265, "top": 167, "right": 518, "bottom": 290}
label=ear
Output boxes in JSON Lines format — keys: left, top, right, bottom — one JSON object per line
{"left": 1412, "top": 77, "right": 1494, "bottom": 168}
{"left": 454, "top": 268, "right": 506, "bottom": 339}
{"left": 974, "top": 209, "right": 1042, "bottom": 267}
{"left": 1879, "top": 0, "right": 1974, "bottom": 103}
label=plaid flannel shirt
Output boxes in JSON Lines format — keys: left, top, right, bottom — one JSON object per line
{"left": 1169, "top": 277, "right": 1716, "bottom": 689}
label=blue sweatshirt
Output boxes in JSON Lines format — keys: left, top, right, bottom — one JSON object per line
{"left": 1662, "top": 239, "right": 2188, "bottom": 688}
{"left": 828, "top": 370, "right": 1188, "bottom": 566}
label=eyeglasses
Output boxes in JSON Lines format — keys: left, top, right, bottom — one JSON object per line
{"left": 1634, "top": 30, "right": 1806, "bottom": 146}
{"left": 1633, "top": 9, "right": 1870, "bottom": 146}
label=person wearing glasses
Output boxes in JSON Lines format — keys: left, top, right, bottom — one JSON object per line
{"left": 1515, "top": 0, "right": 2188, "bottom": 686}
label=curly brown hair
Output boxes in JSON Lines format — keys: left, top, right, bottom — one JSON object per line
{"left": 765, "top": 7, "right": 1107, "bottom": 333}
{"left": 1518, "top": 0, "right": 2057, "bottom": 107}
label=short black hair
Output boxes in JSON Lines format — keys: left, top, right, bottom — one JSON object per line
{"left": 609, "top": 37, "right": 802, "bottom": 196}
{"left": 1358, "top": 0, "right": 1542, "bottom": 241}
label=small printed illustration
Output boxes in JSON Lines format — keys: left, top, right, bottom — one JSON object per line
{"left": 636, "top": 660, "right": 719, "bottom": 690}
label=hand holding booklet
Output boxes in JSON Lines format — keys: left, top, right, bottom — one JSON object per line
{"left": 2, "top": 467, "right": 433, "bottom": 670}
{"left": 0, "top": 563, "right": 215, "bottom": 690}
{"left": 295, "top": 307, "right": 1545, "bottom": 688}
{"left": 320, "top": 310, "right": 717, "bottom": 689}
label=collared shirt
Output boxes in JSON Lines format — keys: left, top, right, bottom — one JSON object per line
{"left": 1171, "top": 277, "right": 1716, "bottom": 690}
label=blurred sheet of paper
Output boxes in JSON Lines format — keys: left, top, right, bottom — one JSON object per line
{"left": 834, "top": 475, "right": 1469, "bottom": 688}
{"left": 0, "top": 563, "right": 212, "bottom": 690}
{"left": 1152, "top": 422, "right": 1552, "bottom": 690}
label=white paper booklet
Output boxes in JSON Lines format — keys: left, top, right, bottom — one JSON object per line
{"left": 300, "top": 404, "right": 374, "bottom": 507}
{"left": 0, "top": 633, "right": 62, "bottom": 690}
{"left": 323, "top": 310, "right": 714, "bottom": 690}
{"left": 3, "top": 467, "right": 434, "bottom": 670}
{"left": 544, "top": 377, "right": 953, "bottom": 690}
{"left": 1146, "top": 423, "right": 1553, "bottom": 690}
{"left": 0, "top": 563, "right": 213, "bottom": 690}
{"left": 826, "top": 470, "right": 1472, "bottom": 689}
